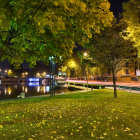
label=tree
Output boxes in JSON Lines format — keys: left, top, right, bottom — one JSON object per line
{"left": 58, "top": 65, "right": 67, "bottom": 77}
{"left": 122, "top": 0, "right": 140, "bottom": 51}
{"left": 59, "top": 58, "right": 80, "bottom": 79}
{"left": 0, "top": 0, "right": 113, "bottom": 68}
{"left": 87, "top": 21, "right": 135, "bottom": 98}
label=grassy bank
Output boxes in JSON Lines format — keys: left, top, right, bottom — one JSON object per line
{"left": 0, "top": 89, "right": 140, "bottom": 140}
{"left": 67, "top": 82, "right": 105, "bottom": 89}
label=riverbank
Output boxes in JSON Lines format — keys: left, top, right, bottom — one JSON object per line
{"left": 0, "top": 89, "right": 140, "bottom": 140}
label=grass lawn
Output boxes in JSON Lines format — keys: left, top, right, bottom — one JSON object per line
{"left": 0, "top": 89, "right": 140, "bottom": 140}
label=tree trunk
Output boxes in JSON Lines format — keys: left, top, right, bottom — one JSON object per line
{"left": 75, "top": 71, "right": 77, "bottom": 80}
{"left": 86, "top": 69, "right": 89, "bottom": 90}
{"left": 112, "top": 70, "right": 117, "bottom": 98}
{"left": 137, "top": 56, "right": 139, "bottom": 82}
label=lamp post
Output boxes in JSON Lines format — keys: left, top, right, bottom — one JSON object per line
{"left": 49, "top": 56, "right": 55, "bottom": 96}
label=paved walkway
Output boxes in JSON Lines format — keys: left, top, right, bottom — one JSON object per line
{"left": 67, "top": 80, "right": 140, "bottom": 87}
{"left": 67, "top": 80, "right": 140, "bottom": 94}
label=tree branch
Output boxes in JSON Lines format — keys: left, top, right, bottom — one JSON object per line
{"left": 32, "top": 0, "right": 45, "bottom": 18}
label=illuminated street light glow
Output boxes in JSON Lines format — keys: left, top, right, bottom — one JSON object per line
{"left": 43, "top": 72, "right": 46, "bottom": 75}
{"left": 8, "top": 69, "right": 12, "bottom": 76}
{"left": 84, "top": 52, "right": 88, "bottom": 57}
{"left": 8, "top": 69, "right": 12, "bottom": 72}
{"left": 25, "top": 72, "right": 28, "bottom": 75}
{"left": 37, "top": 73, "right": 40, "bottom": 76}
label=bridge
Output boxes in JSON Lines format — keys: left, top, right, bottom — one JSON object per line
{"left": 66, "top": 79, "right": 140, "bottom": 94}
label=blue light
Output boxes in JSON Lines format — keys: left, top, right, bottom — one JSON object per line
{"left": 28, "top": 82, "right": 39, "bottom": 87}
{"left": 29, "top": 78, "right": 39, "bottom": 82}
{"left": 46, "top": 75, "right": 50, "bottom": 78}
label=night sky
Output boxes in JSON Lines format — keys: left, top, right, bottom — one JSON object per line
{"left": 109, "top": 0, "right": 130, "bottom": 18}
{"left": 0, "top": 0, "right": 130, "bottom": 70}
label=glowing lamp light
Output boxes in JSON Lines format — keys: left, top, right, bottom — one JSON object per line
{"left": 8, "top": 69, "right": 12, "bottom": 72}
{"left": 25, "top": 72, "right": 28, "bottom": 75}
{"left": 43, "top": 72, "right": 46, "bottom": 75}
{"left": 84, "top": 52, "right": 88, "bottom": 57}
{"left": 49, "top": 56, "right": 54, "bottom": 60}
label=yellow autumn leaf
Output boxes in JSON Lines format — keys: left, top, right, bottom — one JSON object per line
{"left": 0, "top": 125, "right": 3, "bottom": 128}
{"left": 28, "top": 138, "right": 33, "bottom": 140}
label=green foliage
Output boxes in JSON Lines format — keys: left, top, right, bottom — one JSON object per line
{"left": 61, "top": 58, "right": 81, "bottom": 77}
{"left": 87, "top": 21, "right": 135, "bottom": 72}
{"left": 86, "top": 21, "right": 136, "bottom": 97}
{"left": 122, "top": 0, "right": 140, "bottom": 52}
{"left": 0, "top": 0, "right": 113, "bottom": 67}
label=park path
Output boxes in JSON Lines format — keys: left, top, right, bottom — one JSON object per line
{"left": 67, "top": 79, "right": 140, "bottom": 94}
{"left": 67, "top": 79, "right": 140, "bottom": 87}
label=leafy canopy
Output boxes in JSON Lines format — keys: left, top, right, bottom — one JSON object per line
{"left": 0, "top": 0, "right": 113, "bottom": 68}
{"left": 122, "top": 0, "right": 140, "bottom": 52}
{"left": 86, "top": 20, "right": 135, "bottom": 98}
{"left": 87, "top": 21, "right": 135, "bottom": 72}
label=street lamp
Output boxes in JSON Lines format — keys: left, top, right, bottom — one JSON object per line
{"left": 25, "top": 72, "right": 28, "bottom": 75}
{"left": 49, "top": 56, "right": 55, "bottom": 96}
{"left": 42, "top": 72, "right": 46, "bottom": 77}
{"left": 84, "top": 52, "right": 88, "bottom": 57}
{"left": 43, "top": 72, "right": 46, "bottom": 75}
{"left": 49, "top": 56, "right": 62, "bottom": 96}
{"left": 8, "top": 69, "right": 12, "bottom": 77}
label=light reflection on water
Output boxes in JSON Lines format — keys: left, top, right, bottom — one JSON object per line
{"left": 0, "top": 82, "right": 68, "bottom": 100}
{"left": 0, "top": 82, "right": 52, "bottom": 99}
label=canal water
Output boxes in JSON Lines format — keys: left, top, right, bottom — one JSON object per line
{"left": 0, "top": 81, "right": 68, "bottom": 100}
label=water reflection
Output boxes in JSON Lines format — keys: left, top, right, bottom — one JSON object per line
{"left": 7, "top": 88, "right": 12, "bottom": 95}
{"left": 25, "top": 87, "right": 28, "bottom": 93}
{"left": 4, "top": 88, "right": 6, "bottom": 95}
{"left": 28, "top": 82, "right": 39, "bottom": 87}
{"left": 46, "top": 86, "right": 50, "bottom": 92}
{"left": 0, "top": 81, "right": 68, "bottom": 100}
{"left": 37, "top": 86, "right": 40, "bottom": 92}
{"left": 43, "top": 86, "right": 46, "bottom": 93}
{"left": 0, "top": 82, "right": 51, "bottom": 99}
